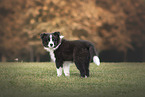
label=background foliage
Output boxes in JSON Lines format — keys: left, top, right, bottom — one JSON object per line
{"left": 0, "top": 0, "right": 145, "bottom": 62}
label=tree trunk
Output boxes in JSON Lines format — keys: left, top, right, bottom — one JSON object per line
{"left": 143, "top": 46, "right": 145, "bottom": 62}
{"left": 36, "top": 55, "right": 40, "bottom": 62}
{"left": 1, "top": 55, "right": 6, "bottom": 62}
{"left": 123, "top": 50, "right": 127, "bottom": 62}
{"left": 30, "top": 47, "right": 34, "bottom": 62}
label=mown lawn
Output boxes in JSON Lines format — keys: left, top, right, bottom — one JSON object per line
{"left": 0, "top": 62, "right": 145, "bottom": 97}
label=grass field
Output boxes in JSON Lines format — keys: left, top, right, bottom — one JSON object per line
{"left": 0, "top": 62, "right": 145, "bottom": 97}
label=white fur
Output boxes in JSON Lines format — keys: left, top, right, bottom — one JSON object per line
{"left": 57, "top": 67, "right": 62, "bottom": 77}
{"left": 44, "top": 35, "right": 64, "bottom": 61}
{"left": 53, "top": 35, "right": 64, "bottom": 50}
{"left": 93, "top": 56, "right": 100, "bottom": 66}
{"left": 60, "top": 35, "right": 64, "bottom": 39}
{"left": 48, "top": 35, "right": 54, "bottom": 48}
{"left": 63, "top": 61, "right": 71, "bottom": 76}
{"left": 44, "top": 47, "right": 56, "bottom": 62}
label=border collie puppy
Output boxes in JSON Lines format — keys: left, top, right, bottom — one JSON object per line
{"left": 40, "top": 32, "right": 100, "bottom": 78}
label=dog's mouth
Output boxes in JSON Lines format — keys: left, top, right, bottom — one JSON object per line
{"left": 48, "top": 42, "right": 55, "bottom": 48}
{"left": 45, "top": 39, "right": 62, "bottom": 50}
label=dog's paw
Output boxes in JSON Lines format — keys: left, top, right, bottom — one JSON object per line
{"left": 65, "top": 73, "right": 70, "bottom": 77}
{"left": 57, "top": 74, "right": 62, "bottom": 77}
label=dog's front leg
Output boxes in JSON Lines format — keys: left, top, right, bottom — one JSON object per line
{"left": 56, "top": 67, "right": 62, "bottom": 77}
{"left": 63, "top": 62, "right": 71, "bottom": 76}
{"left": 56, "top": 61, "right": 63, "bottom": 77}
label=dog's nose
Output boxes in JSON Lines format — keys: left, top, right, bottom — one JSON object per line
{"left": 50, "top": 44, "right": 53, "bottom": 47}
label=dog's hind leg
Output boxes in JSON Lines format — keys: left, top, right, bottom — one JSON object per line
{"left": 74, "top": 61, "right": 86, "bottom": 77}
{"left": 73, "top": 48, "right": 90, "bottom": 78}
{"left": 85, "top": 62, "right": 90, "bottom": 77}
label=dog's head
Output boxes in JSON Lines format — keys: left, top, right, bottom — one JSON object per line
{"left": 40, "top": 32, "right": 64, "bottom": 49}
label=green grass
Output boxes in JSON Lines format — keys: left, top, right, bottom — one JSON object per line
{"left": 0, "top": 62, "right": 145, "bottom": 97}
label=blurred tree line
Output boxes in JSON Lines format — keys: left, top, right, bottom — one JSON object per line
{"left": 0, "top": 0, "right": 145, "bottom": 62}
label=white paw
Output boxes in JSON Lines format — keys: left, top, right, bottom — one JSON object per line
{"left": 57, "top": 67, "right": 62, "bottom": 77}
{"left": 65, "top": 73, "right": 70, "bottom": 77}
{"left": 57, "top": 74, "right": 62, "bottom": 77}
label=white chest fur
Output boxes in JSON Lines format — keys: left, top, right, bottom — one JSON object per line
{"left": 44, "top": 47, "right": 56, "bottom": 62}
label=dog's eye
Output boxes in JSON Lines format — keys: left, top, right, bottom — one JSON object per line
{"left": 43, "top": 40, "right": 47, "bottom": 43}
{"left": 47, "top": 38, "right": 50, "bottom": 41}
{"left": 53, "top": 38, "right": 57, "bottom": 41}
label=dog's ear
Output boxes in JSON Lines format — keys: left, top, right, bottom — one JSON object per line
{"left": 53, "top": 31, "right": 60, "bottom": 36}
{"left": 53, "top": 31, "right": 64, "bottom": 39}
{"left": 60, "top": 35, "right": 64, "bottom": 39}
{"left": 40, "top": 33, "right": 47, "bottom": 39}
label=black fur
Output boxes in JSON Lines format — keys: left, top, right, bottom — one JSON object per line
{"left": 41, "top": 32, "right": 98, "bottom": 77}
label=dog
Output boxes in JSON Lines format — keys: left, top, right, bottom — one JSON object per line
{"left": 40, "top": 31, "right": 100, "bottom": 78}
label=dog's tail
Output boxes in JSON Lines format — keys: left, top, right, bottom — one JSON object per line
{"left": 89, "top": 44, "right": 100, "bottom": 66}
